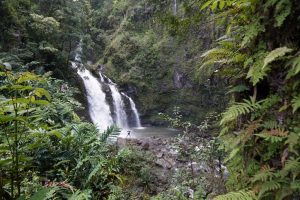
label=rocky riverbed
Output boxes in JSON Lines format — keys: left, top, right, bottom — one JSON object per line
{"left": 116, "top": 135, "right": 227, "bottom": 198}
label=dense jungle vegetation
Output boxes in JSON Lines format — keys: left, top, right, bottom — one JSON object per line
{"left": 1, "top": 0, "right": 300, "bottom": 199}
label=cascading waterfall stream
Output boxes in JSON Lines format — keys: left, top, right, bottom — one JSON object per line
{"left": 72, "top": 42, "right": 141, "bottom": 132}
{"left": 77, "top": 69, "right": 113, "bottom": 131}
{"left": 122, "top": 92, "right": 141, "bottom": 127}
{"left": 99, "top": 73, "right": 128, "bottom": 128}
{"left": 173, "top": 0, "right": 177, "bottom": 15}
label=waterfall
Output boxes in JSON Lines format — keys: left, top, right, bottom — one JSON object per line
{"left": 76, "top": 69, "right": 113, "bottom": 131}
{"left": 72, "top": 42, "right": 141, "bottom": 131}
{"left": 173, "top": 0, "right": 177, "bottom": 15}
{"left": 99, "top": 73, "right": 128, "bottom": 128}
{"left": 122, "top": 92, "right": 141, "bottom": 127}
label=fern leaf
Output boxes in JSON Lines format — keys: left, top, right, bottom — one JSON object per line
{"left": 282, "top": 158, "right": 300, "bottom": 179}
{"left": 291, "top": 94, "right": 300, "bottom": 113}
{"left": 274, "top": 0, "right": 292, "bottom": 27}
{"left": 264, "top": 128, "right": 288, "bottom": 136}
{"left": 224, "top": 148, "right": 241, "bottom": 163}
{"left": 258, "top": 181, "right": 281, "bottom": 199}
{"left": 262, "top": 120, "right": 279, "bottom": 129}
{"left": 252, "top": 167, "right": 276, "bottom": 183}
{"left": 86, "top": 161, "right": 105, "bottom": 184}
{"left": 241, "top": 19, "right": 265, "bottom": 47}
{"left": 285, "top": 132, "right": 299, "bottom": 154}
{"left": 286, "top": 56, "right": 300, "bottom": 79}
{"left": 214, "top": 190, "right": 256, "bottom": 200}
{"left": 227, "top": 85, "right": 250, "bottom": 94}
{"left": 246, "top": 52, "right": 269, "bottom": 85}
{"left": 100, "top": 125, "right": 120, "bottom": 142}
{"left": 263, "top": 47, "right": 293, "bottom": 68}
{"left": 290, "top": 180, "right": 300, "bottom": 191}
{"left": 69, "top": 189, "right": 92, "bottom": 200}
{"left": 29, "top": 187, "right": 58, "bottom": 200}
{"left": 221, "top": 99, "right": 261, "bottom": 125}
{"left": 255, "top": 133, "right": 285, "bottom": 143}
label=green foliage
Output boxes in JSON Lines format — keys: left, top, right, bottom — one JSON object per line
{"left": 292, "top": 94, "right": 300, "bottom": 113}
{"left": 197, "top": 0, "right": 300, "bottom": 199}
{"left": 0, "top": 70, "right": 51, "bottom": 199}
{"left": 263, "top": 47, "right": 293, "bottom": 68}
{"left": 214, "top": 190, "right": 256, "bottom": 200}
{"left": 0, "top": 67, "right": 130, "bottom": 199}
{"left": 28, "top": 187, "right": 58, "bottom": 200}
{"left": 220, "top": 98, "right": 262, "bottom": 125}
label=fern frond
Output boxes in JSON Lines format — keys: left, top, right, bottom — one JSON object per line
{"left": 225, "top": 147, "right": 241, "bottom": 163}
{"left": 255, "top": 133, "right": 285, "bottom": 143}
{"left": 282, "top": 158, "right": 300, "bottom": 179}
{"left": 29, "top": 187, "right": 58, "bottom": 200}
{"left": 262, "top": 120, "right": 279, "bottom": 129}
{"left": 69, "top": 189, "right": 92, "bottom": 200}
{"left": 227, "top": 85, "right": 249, "bottom": 94}
{"left": 100, "top": 125, "right": 120, "bottom": 142}
{"left": 274, "top": 0, "right": 292, "bottom": 27}
{"left": 241, "top": 19, "right": 265, "bottom": 47}
{"left": 291, "top": 94, "right": 300, "bottom": 113}
{"left": 263, "top": 47, "right": 293, "bottom": 68}
{"left": 286, "top": 56, "right": 300, "bottom": 79}
{"left": 221, "top": 98, "right": 261, "bottom": 125}
{"left": 285, "top": 132, "right": 300, "bottom": 154}
{"left": 258, "top": 181, "right": 281, "bottom": 199}
{"left": 290, "top": 180, "right": 300, "bottom": 191}
{"left": 252, "top": 166, "right": 276, "bottom": 183}
{"left": 246, "top": 52, "right": 269, "bottom": 85}
{"left": 245, "top": 120, "right": 261, "bottom": 135}
{"left": 214, "top": 190, "right": 256, "bottom": 200}
{"left": 86, "top": 161, "right": 105, "bottom": 184}
{"left": 264, "top": 128, "right": 288, "bottom": 136}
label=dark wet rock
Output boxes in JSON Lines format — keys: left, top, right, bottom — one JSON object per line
{"left": 142, "top": 141, "right": 150, "bottom": 150}
{"left": 173, "top": 69, "right": 193, "bottom": 89}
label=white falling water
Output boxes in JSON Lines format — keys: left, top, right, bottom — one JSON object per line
{"left": 99, "top": 73, "right": 128, "bottom": 128}
{"left": 99, "top": 73, "right": 105, "bottom": 82}
{"left": 72, "top": 43, "right": 113, "bottom": 132}
{"left": 122, "top": 92, "right": 141, "bottom": 127}
{"left": 173, "top": 0, "right": 177, "bottom": 15}
{"left": 76, "top": 68, "right": 113, "bottom": 132}
{"left": 72, "top": 42, "right": 141, "bottom": 131}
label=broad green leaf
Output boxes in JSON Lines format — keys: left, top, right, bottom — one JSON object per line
{"left": 49, "top": 130, "right": 62, "bottom": 139}
{"left": 10, "top": 85, "right": 33, "bottom": 91}
{"left": 17, "top": 72, "right": 39, "bottom": 84}
{"left": 0, "top": 158, "right": 13, "bottom": 166}
{"left": 7, "top": 98, "right": 30, "bottom": 105}
{"left": 200, "top": 0, "right": 213, "bottom": 10}
{"left": 32, "top": 100, "right": 49, "bottom": 105}
{"left": 34, "top": 88, "right": 51, "bottom": 100}
{"left": 211, "top": 1, "right": 219, "bottom": 11}
{"left": 219, "top": 1, "right": 225, "bottom": 9}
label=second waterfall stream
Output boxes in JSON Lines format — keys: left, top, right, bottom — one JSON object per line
{"left": 71, "top": 43, "right": 141, "bottom": 132}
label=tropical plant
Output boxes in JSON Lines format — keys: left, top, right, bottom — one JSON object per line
{"left": 196, "top": 0, "right": 300, "bottom": 199}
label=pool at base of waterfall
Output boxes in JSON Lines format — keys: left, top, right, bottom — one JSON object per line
{"left": 118, "top": 127, "right": 181, "bottom": 138}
